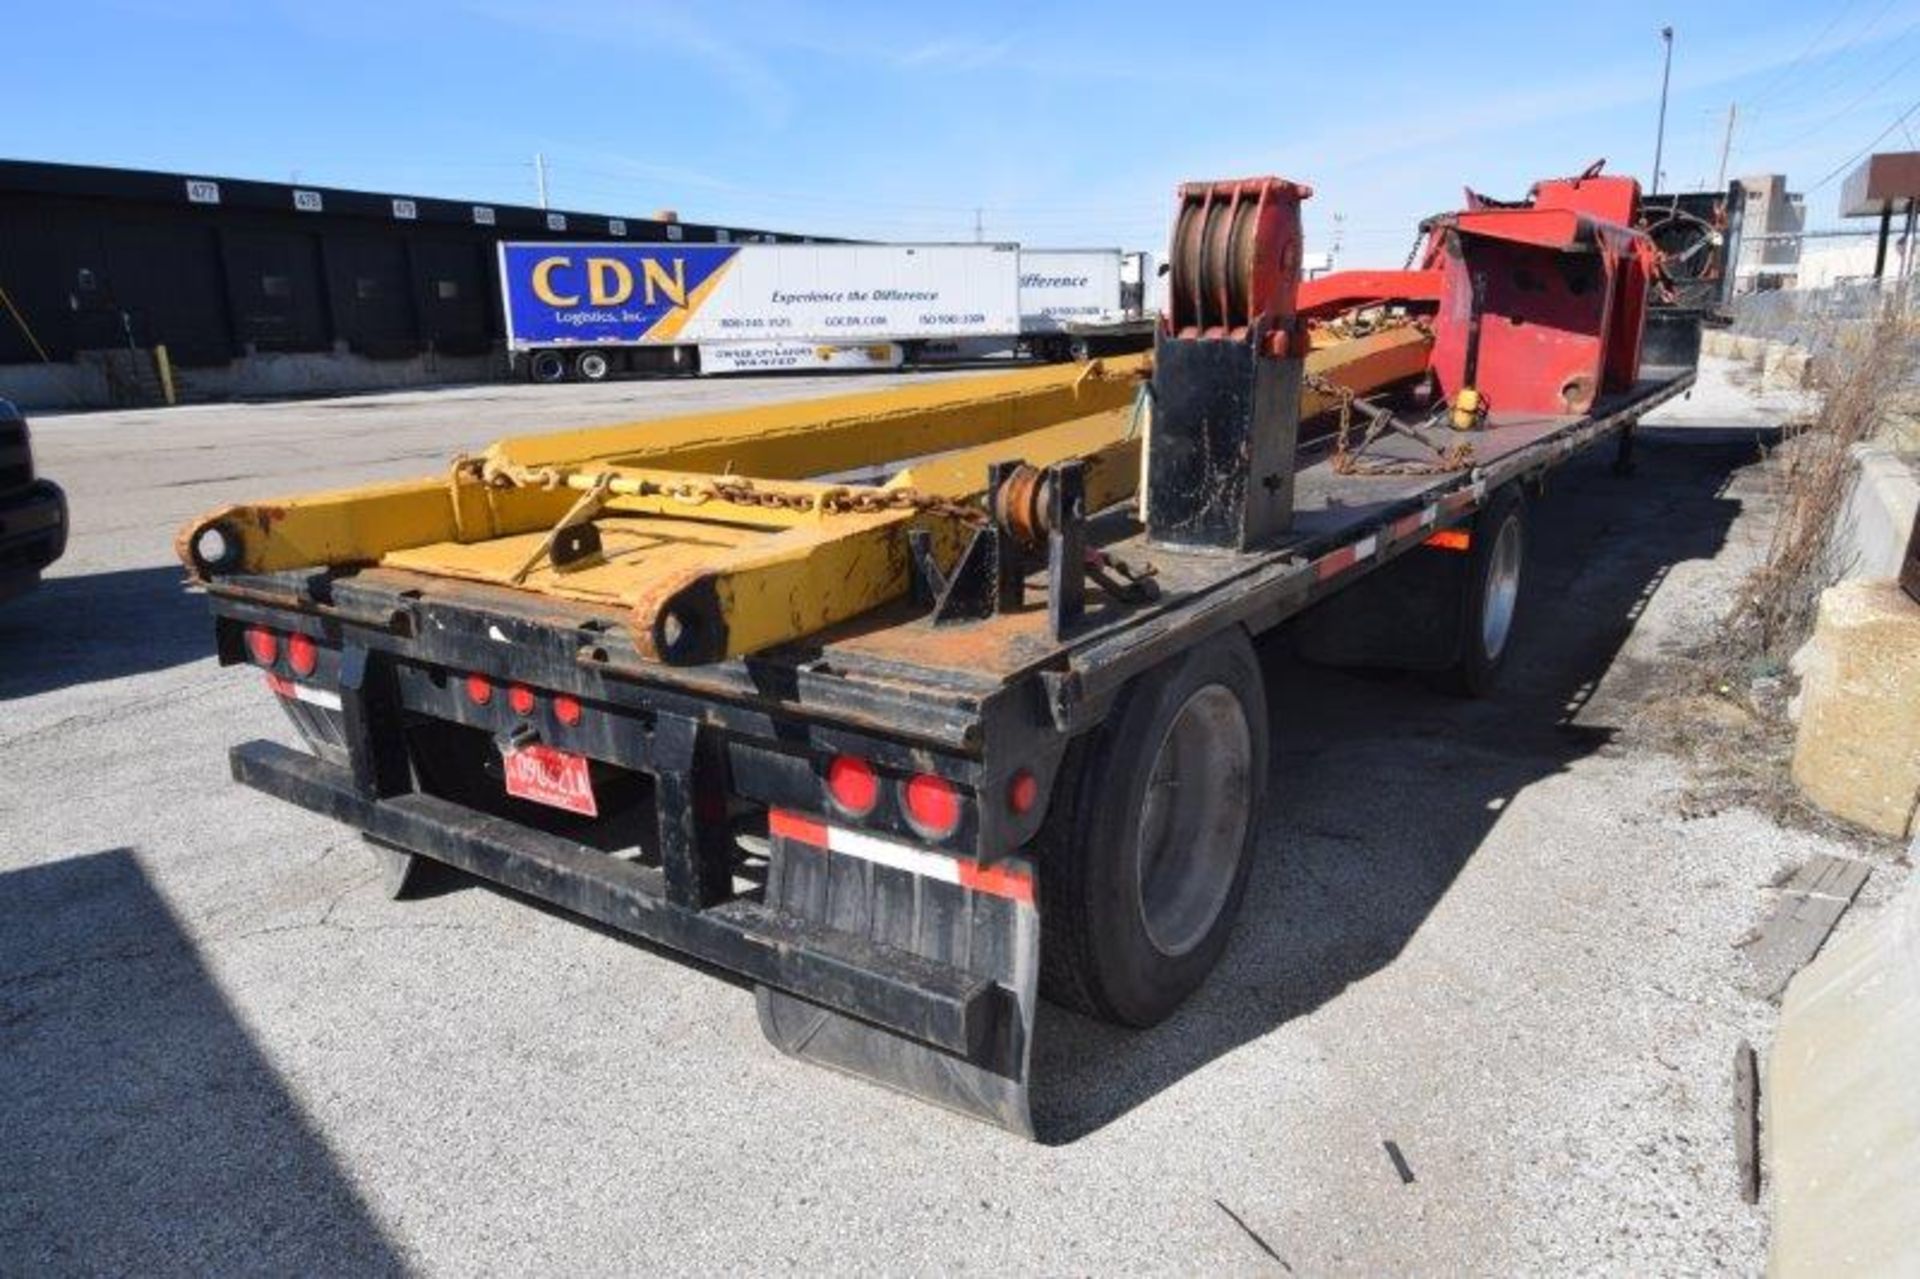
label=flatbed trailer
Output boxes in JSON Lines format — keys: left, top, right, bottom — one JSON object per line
{"left": 179, "top": 166, "right": 1707, "bottom": 1136}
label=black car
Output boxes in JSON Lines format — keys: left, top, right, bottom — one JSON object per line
{"left": 0, "top": 401, "right": 67, "bottom": 601}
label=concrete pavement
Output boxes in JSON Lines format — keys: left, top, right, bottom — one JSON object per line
{"left": 0, "top": 361, "right": 1889, "bottom": 1273}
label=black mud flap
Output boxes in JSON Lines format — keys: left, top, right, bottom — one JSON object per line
{"left": 756, "top": 816, "right": 1040, "bottom": 1138}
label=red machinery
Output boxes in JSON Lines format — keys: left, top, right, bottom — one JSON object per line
{"left": 1296, "top": 163, "right": 1657, "bottom": 422}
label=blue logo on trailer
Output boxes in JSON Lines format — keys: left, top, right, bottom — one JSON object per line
{"left": 499, "top": 243, "right": 740, "bottom": 345}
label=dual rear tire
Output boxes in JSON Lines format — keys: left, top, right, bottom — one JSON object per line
{"left": 1040, "top": 627, "right": 1269, "bottom": 1026}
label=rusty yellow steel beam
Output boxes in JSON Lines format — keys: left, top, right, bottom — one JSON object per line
{"left": 178, "top": 357, "right": 1148, "bottom": 579}
{"left": 624, "top": 330, "right": 1431, "bottom": 662}
{"left": 485, "top": 353, "right": 1150, "bottom": 479}
{"left": 1300, "top": 325, "right": 1433, "bottom": 418}
{"left": 177, "top": 475, "right": 580, "bottom": 578}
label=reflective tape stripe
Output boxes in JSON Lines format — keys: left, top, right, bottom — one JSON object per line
{"left": 265, "top": 673, "right": 343, "bottom": 711}
{"left": 767, "top": 808, "right": 1033, "bottom": 903}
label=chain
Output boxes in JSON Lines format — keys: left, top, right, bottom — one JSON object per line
{"left": 460, "top": 457, "right": 987, "bottom": 527}
{"left": 1307, "top": 367, "right": 1474, "bottom": 477}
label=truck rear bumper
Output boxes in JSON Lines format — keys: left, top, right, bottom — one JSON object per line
{"left": 230, "top": 738, "right": 1006, "bottom": 1058}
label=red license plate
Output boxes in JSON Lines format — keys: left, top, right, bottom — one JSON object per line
{"left": 503, "top": 744, "right": 598, "bottom": 817}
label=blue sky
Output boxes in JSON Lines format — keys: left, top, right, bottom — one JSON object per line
{"left": 9, "top": 1, "right": 1919, "bottom": 264}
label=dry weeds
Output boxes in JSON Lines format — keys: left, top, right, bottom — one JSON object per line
{"left": 1636, "top": 292, "right": 1918, "bottom": 846}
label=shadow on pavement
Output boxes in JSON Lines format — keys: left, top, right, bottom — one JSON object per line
{"left": 0, "top": 565, "right": 209, "bottom": 700}
{"left": 0, "top": 849, "right": 403, "bottom": 1273}
{"left": 1030, "top": 424, "right": 1773, "bottom": 1142}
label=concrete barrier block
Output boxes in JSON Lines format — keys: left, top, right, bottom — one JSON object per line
{"left": 1768, "top": 868, "right": 1920, "bottom": 1276}
{"left": 1762, "top": 343, "right": 1812, "bottom": 391}
{"left": 1791, "top": 579, "right": 1920, "bottom": 838}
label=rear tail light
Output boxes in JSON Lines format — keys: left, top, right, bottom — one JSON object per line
{"left": 902, "top": 772, "right": 962, "bottom": 839}
{"left": 826, "top": 754, "right": 879, "bottom": 816}
{"left": 508, "top": 685, "right": 536, "bottom": 715}
{"left": 1007, "top": 768, "right": 1039, "bottom": 816}
{"left": 286, "top": 632, "right": 318, "bottom": 677}
{"left": 465, "top": 673, "right": 493, "bottom": 705}
{"left": 244, "top": 626, "right": 279, "bottom": 666}
{"left": 554, "top": 694, "right": 583, "bottom": 726}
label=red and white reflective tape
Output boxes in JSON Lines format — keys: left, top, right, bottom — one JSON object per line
{"left": 265, "top": 673, "right": 343, "bottom": 712}
{"left": 1313, "top": 533, "right": 1379, "bottom": 583}
{"left": 769, "top": 809, "right": 1034, "bottom": 904}
{"left": 1389, "top": 504, "right": 1440, "bottom": 542}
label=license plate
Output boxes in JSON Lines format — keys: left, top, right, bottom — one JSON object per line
{"left": 503, "top": 744, "right": 598, "bottom": 817}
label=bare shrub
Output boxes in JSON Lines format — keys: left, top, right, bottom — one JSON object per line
{"left": 1722, "top": 295, "right": 1920, "bottom": 664}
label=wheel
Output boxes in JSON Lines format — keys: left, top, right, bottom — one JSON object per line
{"left": 1039, "top": 626, "right": 1269, "bottom": 1026}
{"left": 528, "top": 350, "right": 566, "bottom": 384}
{"left": 1440, "top": 484, "right": 1527, "bottom": 697}
{"left": 363, "top": 836, "right": 439, "bottom": 900}
{"left": 1068, "top": 336, "right": 1092, "bottom": 362}
{"left": 574, "top": 349, "right": 611, "bottom": 382}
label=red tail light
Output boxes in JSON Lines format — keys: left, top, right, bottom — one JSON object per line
{"left": 464, "top": 673, "right": 493, "bottom": 705}
{"left": 903, "top": 772, "right": 962, "bottom": 839}
{"left": 826, "top": 754, "right": 878, "bottom": 817}
{"left": 286, "top": 632, "right": 318, "bottom": 677}
{"left": 508, "top": 685, "right": 536, "bottom": 715}
{"left": 1007, "top": 768, "right": 1039, "bottom": 816}
{"left": 244, "top": 626, "right": 278, "bottom": 666}
{"left": 554, "top": 694, "right": 583, "bottom": 726}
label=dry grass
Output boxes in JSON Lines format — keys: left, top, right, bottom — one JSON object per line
{"left": 1722, "top": 296, "right": 1920, "bottom": 664}
{"left": 1634, "top": 293, "right": 1918, "bottom": 843}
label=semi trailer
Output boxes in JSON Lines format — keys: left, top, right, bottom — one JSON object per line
{"left": 500, "top": 240, "right": 1023, "bottom": 383}
{"left": 180, "top": 163, "right": 1709, "bottom": 1136}
{"left": 502, "top": 242, "right": 1154, "bottom": 381}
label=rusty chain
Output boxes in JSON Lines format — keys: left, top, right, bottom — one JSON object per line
{"left": 1306, "top": 367, "right": 1474, "bottom": 477}
{"left": 455, "top": 455, "right": 988, "bottom": 526}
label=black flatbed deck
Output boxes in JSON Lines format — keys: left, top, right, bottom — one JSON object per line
{"left": 214, "top": 367, "right": 1694, "bottom": 759}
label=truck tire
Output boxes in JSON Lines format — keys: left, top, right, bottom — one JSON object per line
{"left": 1440, "top": 483, "right": 1528, "bottom": 697}
{"left": 529, "top": 350, "right": 567, "bottom": 384}
{"left": 574, "top": 350, "right": 611, "bottom": 382}
{"left": 1038, "top": 626, "right": 1269, "bottom": 1026}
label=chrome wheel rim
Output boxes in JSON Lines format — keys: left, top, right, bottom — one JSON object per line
{"left": 1135, "top": 684, "right": 1254, "bottom": 957}
{"left": 1481, "top": 516, "right": 1523, "bottom": 661}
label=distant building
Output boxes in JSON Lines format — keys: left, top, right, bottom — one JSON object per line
{"left": 1733, "top": 173, "right": 1805, "bottom": 292}
{"left": 0, "top": 159, "right": 817, "bottom": 409}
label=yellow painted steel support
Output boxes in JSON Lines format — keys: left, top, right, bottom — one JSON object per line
{"left": 179, "top": 331, "right": 1435, "bottom": 665}
{"left": 1300, "top": 325, "right": 1432, "bottom": 419}
{"left": 179, "top": 356, "right": 1149, "bottom": 579}
{"left": 485, "top": 353, "right": 1151, "bottom": 479}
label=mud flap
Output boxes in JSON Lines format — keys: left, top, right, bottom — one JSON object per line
{"left": 755, "top": 814, "right": 1040, "bottom": 1137}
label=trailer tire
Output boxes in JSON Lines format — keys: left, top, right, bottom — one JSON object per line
{"left": 1038, "top": 626, "right": 1268, "bottom": 1026}
{"left": 574, "top": 350, "right": 611, "bottom": 382}
{"left": 529, "top": 350, "right": 567, "bottom": 384}
{"left": 1440, "top": 484, "right": 1528, "bottom": 697}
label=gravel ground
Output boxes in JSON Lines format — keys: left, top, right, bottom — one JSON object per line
{"left": 1, "top": 358, "right": 1899, "bottom": 1274}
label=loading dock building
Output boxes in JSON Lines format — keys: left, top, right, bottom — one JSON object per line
{"left": 0, "top": 159, "right": 813, "bottom": 408}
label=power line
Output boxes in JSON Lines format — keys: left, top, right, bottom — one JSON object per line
{"left": 1807, "top": 95, "right": 1920, "bottom": 191}
{"left": 1742, "top": 0, "right": 1861, "bottom": 114}
{"left": 1758, "top": 38, "right": 1920, "bottom": 151}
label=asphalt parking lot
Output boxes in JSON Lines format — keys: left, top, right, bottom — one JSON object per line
{"left": 0, "top": 361, "right": 1881, "bottom": 1273}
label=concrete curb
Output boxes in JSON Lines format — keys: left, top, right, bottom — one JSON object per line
{"left": 1767, "top": 858, "right": 1920, "bottom": 1276}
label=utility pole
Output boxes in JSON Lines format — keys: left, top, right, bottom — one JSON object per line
{"left": 534, "top": 152, "right": 549, "bottom": 210}
{"left": 1652, "top": 26, "right": 1674, "bottom": 195}
{"left": 973, "top": 207, "right": 983, "bottom": 243}
{"left": 1330, "top": 212, "right": 1345, "bottom": 271}
{"left": 1715, "top": 102, "right": 1737, "bottom": 191}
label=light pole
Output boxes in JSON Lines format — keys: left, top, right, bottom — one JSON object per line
{"left": 1652, "top": 26, "right": 1674, "bottom": 195}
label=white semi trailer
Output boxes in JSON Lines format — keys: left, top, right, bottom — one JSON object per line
{"left": 499, "top": 241, "right": 1022, "bottom": 382}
